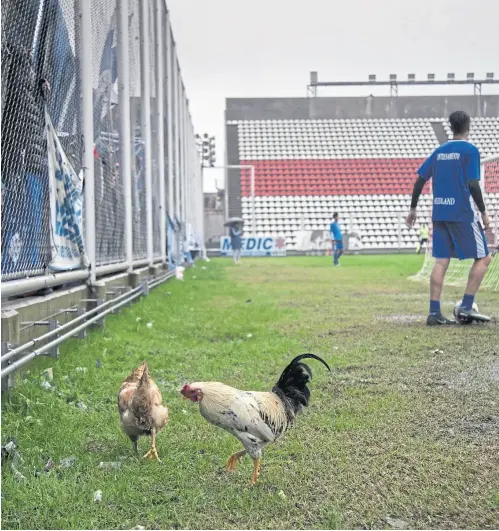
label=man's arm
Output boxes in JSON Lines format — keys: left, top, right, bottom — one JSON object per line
{"left": 466, "top": 147, "right": 490, "bottom": 229}
{"left": 468, "top": 180, "right": 490, "bottom": 229}
{"left": 411, "top": 177, "right": 426, "bottom": 209}
{"left": 406, "top": 153, "right": 434, "bottom": 228}
{"left": 468, "top": 180, "right": 485, "bottom": 213}
{"left": 406, "top": 177, "right": 426, "bottom": 227}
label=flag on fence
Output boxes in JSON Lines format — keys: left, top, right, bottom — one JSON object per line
{"left": 167, "top": 215, "right": 175, "bottom": 270}
{"left": 174, "top": 216, "right": 185, "bottom": 263}
{"left": 46, "top": 107, "right": 89, "bottom": 271}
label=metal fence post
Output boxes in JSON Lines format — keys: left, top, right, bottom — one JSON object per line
{"left": 174, "top": 59, "right": 181, "bottom": 225}
{"left": 185, "top": 100, "right": 190, "bottom": 242}
{"left": 181, "top": 83, "right": 187, "bottom": 248}
{"left": 75, "top": 307, "right": 87, "bottom": 339}
{"left": 1, "top": 342, "right": 13, "bottom": 392}
{"left": 47, "top": 319, "right": 60, "bottom": 358}
{"left": 187, "top": 104, "right": 192, "bottom": 235}
{"left": 155, "top": 0, "right": 166, "bottom": 264}
{"left": 178, "top": 77, "right": 184, "bottom": 227}
{"left": 173, "top": 56, "right": 181, "bottom": 263}
{"left": 117, "top": 0, "right": 133, "bottom": 273}
{"left": 140, "top": 0, "right": 153, "bottom": 266}
{"left": 79, "top": 0, "right": 96, "bottom": 285}
{"left": 184, "top": 97, "right": 189, "bottom": 232}
{"left": 166, "top": 12, "right": 174, "bottom": 225}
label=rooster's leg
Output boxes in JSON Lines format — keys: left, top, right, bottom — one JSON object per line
{"left": 250, "top": 458, "right": 261, "bottom": 486}
{"left": 130, "top": 436, "right": 138, "bottom": 454}
{"left": 142, "top": 427, "right": 161, "bottom": 462}
{"left": 226, "top": 450, "right": 246, "bottom": 472}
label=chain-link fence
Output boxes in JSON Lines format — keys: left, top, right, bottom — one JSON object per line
{"left": 91, "top": 0, "right": 126, "bottom": 267}
{"left": 128, "top": 0, "right": 147, "bottom": 261}
{"left": 2, "top": 1, "right": 61, "bottom": 281}
{"left": 1, "top": 0, "right": 205, "bottom": 290}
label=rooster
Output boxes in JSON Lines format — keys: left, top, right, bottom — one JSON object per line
{"left": 117, "top": 361, "right": 169, "bottom": 461}
{"left": 180, "top": 353, "right": 330, "bottom": 485}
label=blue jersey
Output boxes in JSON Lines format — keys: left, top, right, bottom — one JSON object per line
{"left": 418, "top": 140, "right": 480, "bottom": 222}
{"left": 330, "top": 221, "right": 342, "bottom": 240}
{"left": 230, "top": 227, "right": 242, "bottom": 250}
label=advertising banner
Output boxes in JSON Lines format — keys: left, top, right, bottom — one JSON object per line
{"left": 220, "top": 235, "right": 287, "bottom": 257}
{"left": 294, "top": 230, "right": 363, "bottom": 253}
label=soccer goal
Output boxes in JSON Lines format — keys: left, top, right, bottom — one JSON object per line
{"left": 412, "top": 154, "right": 499, "bottom": 291}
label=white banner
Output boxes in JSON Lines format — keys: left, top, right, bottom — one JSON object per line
{"left": 220, "top": 236, "right": 287, "bottom": 257}
{"left": 46, "top": 108, "right": 89, "bottom": 271}
{"left": 294, "top": 229, "right": 363, "bottom": 252}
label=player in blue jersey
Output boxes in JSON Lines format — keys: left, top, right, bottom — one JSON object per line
{"left": 407, "top": 111, "right": 492, "bottom": 326}
{"left": 330, "top": 212, "right": 344, "bottom": 266}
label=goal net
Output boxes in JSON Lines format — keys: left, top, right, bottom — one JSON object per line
{"left": 412, "top": 154, "right": 499, "bottom": 291}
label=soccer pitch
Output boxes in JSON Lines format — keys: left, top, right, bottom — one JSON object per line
{"left": 2, "top": 256, "right": 498, "bottom": 530}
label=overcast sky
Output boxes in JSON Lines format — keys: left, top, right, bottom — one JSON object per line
{"left": 167, "top": 0, "right": 499, "bottom": 191}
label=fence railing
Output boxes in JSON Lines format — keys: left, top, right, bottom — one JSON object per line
{"left": 1, "top": 0, "right": 204, "bottom": 294}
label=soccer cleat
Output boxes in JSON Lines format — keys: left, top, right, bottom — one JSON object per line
{"left": 426, "top": 313, "right": 456, "bottom": 326}
{"left": 453, "top": 306, "right": 491, "bottom": 324}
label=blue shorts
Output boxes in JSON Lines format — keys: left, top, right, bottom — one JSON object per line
{"left": 432, "top": 221, "right": 489, "bottom": 260}
{"left": 333, "top": 240, "right": 344, "bottom": 251}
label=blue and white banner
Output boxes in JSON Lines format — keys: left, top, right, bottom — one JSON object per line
{"left": 46, "top": 108, "right": 88, "bottom": 271}
{"left": 167, "top": 215, "right": 175, "bottom": 270}
{"left": 220, "top": 236, "right": 287, "bottom": 257}
{"left": 294, "top": 230, "right": 363, "bottom": 253}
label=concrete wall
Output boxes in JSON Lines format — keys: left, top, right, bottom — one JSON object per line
{"left": 226, "top": 95, "right": 499, "bottom": 121}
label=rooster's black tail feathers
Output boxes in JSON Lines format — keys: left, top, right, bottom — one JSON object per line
{"left": 272, "top": 353, "right": 330, "bottom": 421}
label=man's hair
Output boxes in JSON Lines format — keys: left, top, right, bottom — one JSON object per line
{"left": 333, "top": 212, "right": 338, "bottom": 219}
{"left": 449, "top": 111, "right": 471, "bottom": 136}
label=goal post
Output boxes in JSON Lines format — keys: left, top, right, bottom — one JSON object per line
{"left": 411, "top": 153, "right": 499, "bottom": 291}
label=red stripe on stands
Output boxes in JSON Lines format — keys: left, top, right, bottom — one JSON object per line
{"left": 484, "top": 160, "right": 499, "bottom": 193}
{"left": 239, "top": 158, "right": 499, "bottom": 196}
{"left": 239, "top": 158, "right": 428, "bottom": 196}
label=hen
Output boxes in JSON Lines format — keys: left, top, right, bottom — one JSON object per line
{"left": 181, "top": 353, "right": 330, "bottom": 485}
{"left": 117, "top": 361, "right": 169, "bottom": 461}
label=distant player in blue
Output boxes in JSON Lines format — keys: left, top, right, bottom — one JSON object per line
{"left": 330, "top": 212, "right": 343, "bottom": 267}
{"left": 230, "top": 223, "right": 243, "bottom": 264}
{"left": 407, "top": 111, "right": 492, "bottom": 326}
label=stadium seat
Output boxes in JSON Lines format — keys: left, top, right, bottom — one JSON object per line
{"left": 228, "top": 117, "right": 497, "bottom": 250}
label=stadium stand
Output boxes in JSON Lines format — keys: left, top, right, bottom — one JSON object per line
{"left": 228, "top": 115, "right": 499, "bottom": 251}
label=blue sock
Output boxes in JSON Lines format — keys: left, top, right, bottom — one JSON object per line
{"left": 429, "top": 300, "right": 441, "bottom": 315}
{"left": 461, "top": 293, "right": 475, "bottom": 311}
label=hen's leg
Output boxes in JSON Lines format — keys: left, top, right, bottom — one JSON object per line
{"left": 130, "top": 435, "right": 139, "bottom": 454}
{"left": 226, "top": 450, "right": 246, "bottom": 472}
{"left": 142, "top": 427, "right": 161, "bottom": 462}
{"left": 250, "top": 458, "right": 261, "bottom": 486}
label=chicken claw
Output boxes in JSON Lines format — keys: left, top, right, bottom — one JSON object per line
{"left": 226, "top": 450, "right": 246, "bottom": 472}
{"left": 142, "top": 447, "right": 161, "bottom": 462}
{"left": 250, "top": 458, "right": 261, "bottom": 486}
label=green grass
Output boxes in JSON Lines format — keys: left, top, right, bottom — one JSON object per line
{"left": 2, "top": 255, "right": 499, "bottom": 530}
